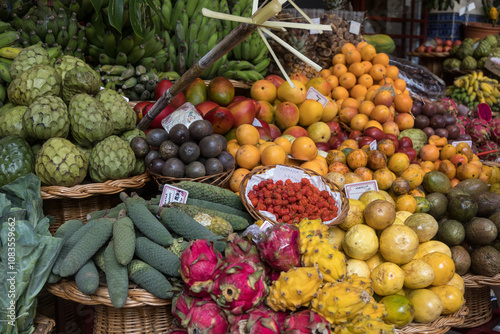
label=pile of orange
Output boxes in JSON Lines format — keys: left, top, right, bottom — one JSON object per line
{"left": 227, "top": 124, "right": 329, "bottom": 193}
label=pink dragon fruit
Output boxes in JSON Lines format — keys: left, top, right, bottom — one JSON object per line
{"left": 171, "top": 288, "right": 211, "bottom": 325}
{"left": 456, "top": 122, "right": 467, "bottom": 135}
{"left": 474, "top": 103, "right": 493, "bottom": 122}
{"left": 478, "top": 142, "right": 500, "bottom": 161}
{"left": 245, "top": 309, "right": 280, "bottom": 334}
{"left": 181, "top": 240, "right": 223, "bottom": 297}
{"left": 467, "top": 118, "right": 491, "bottom": 145}
{"left": 457, "top": 115, "right": 471, "bottom": 128}
{"left": 209, "top": 260, "right": 268, "bottom": 315}
{"left": 226, "top": 313, "right": 251, "bottom": 334}
{"left": 282, "top": 310, "right": 332, "bottom": 334}
{"left": 257, "top": 303, "right": 290, "bottom": 330}
{"left": 181, "top": 300, "right": 228, "bottom": 334}
{"left": 491, "top": 118, "right": 500, "bottom": 143}
{"left": 225, "top": 233, "right": 263, "bottom": 266}
{"left": 257, "top": 224, "right": 300, "bottom": 271}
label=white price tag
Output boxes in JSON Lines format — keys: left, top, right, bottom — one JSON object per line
{"left": 273, "top": 165, "right": 304, "bottom": 183}
{"left": 459, "top": 6, "right": 466, "bottom": 16}
{"left": 318, "top": 150, "right": 328, "bottom": 158}
{"left": 467, "top": 2, "right": 476, "bottom": 11}
{"left": 310, "top": 17, "right": 321, "bottom": 35}
{"left": 344, "top": 180, "right": 379, "bottom": 200}
{"left": 349, "top": 21, "right": 361, "bottom": 35}
{"left": 252, "top": 118, "right": 264, "bottom": 127}
{"left": 451, "top": 140, "right": 473, "bottom": 148}
{"left": 159, "top": 184, "right": 189, "bottom": 206}
{"left": 369, "top": 140, "right": 378, "bottom": 151}
{"left": 306, "top": 87, "right": 329, "bottom": 107}
{"left": 259, "top": 220, "right": 273, "bottom": 231}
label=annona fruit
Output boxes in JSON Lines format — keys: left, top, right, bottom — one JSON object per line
{"left": 9, "top": 44, "right": 50, "bottom": 80}
{"left": 0, "top": 136, "right": 34, "bottom": 187}
{"left": 53, "top": 55, "right": 88, "bottom": 80}
{"left": 88, "top": 135, "right": 136, "bottom": 182}
{"left": 35, "top": 137, "right": 88, "bottom": 187}
{"left": 62, "top": 65, "right": 100, "bottom": 103}
{"left": 68, "top": 94, "right": 114, "bottom": 147}
{"left": 121, "top": 128, "right": 146, "bottom": 144}
{"left": 8, "top": 64, "right": 62, "bottom": 106}
{"left": 95, "top": 89, "right": 136, "bottom": 134}
{"left": 23, "top": 96, "right": 70, "bottom": 140}
{"left": 132, "top": 159, "right": 146, "bottom": 175}
{"left": 0, "top": 105, "right": 28, "bottom": 139}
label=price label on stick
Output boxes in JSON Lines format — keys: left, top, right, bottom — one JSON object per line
{"left": 344, "top": 180, "right": 379, "bottom": 200}
{"left": 159, "top": 184, "right": 189, "bottom": 206}
{"left": 369, "top": 140, "right": 378, "bottom": 151}
{"left": 349, "top": 21, "right": 361, "bottom": 35}
{"left": 306, "top": 87, "right": 329, "bottom": 107}
{"left": 310, "top": 17, "right": 321, "bottom": 35}
{"left": 273, "top": 165, "right": 304, "bottom": 183}
{"left": 451, "top": 140, "right": 473, "bottom": 148}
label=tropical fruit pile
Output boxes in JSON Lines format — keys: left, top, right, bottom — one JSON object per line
{"left": 444, "top": 35, "right": 500, "bottom": 71}
{"left": 446, "top": 71, "right": 500, "bottom": 109}
{"left": 0, "top": 48, "right": 144, "bottom": 187}
{"left": 49, "top": 182, "right": 250, "bottom": 307}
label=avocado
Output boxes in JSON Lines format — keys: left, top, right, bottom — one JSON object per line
{"left": 159, "top": 140, "right": 179, "bottom": 160}
{"left": 422, "top": 171, "right": 451, "bottom": 194}
{"left": 447, "top": 194, "right": 478, "bottom": 224}
{"left": 162, "top": 157, "right": 185, "bottom": 178}
{"left": 130, "top": 137, "right": 150, "bottom": 158}
{"left": 454, "top": 178, "right": 489, "bottom": 197}
{"left": 145, "top": 128, "right": 169, "bottom": 147}
{"left": 185, "top": 161, "right": 206, "bottom": 178}
{"left": 446, "top": 187, "right": 469, "bottom": 201}
{"left": 205, "top": 158, "right": 224, "bottom": 175}
{"left": 199, "top": 135, "right": 223, "bottom": 158}
{"left": 490, "top": 212, "right": 500, "bottom": 239}
{"left": 473, "top": 191, "right": 500, "bottom": 217}
{"left": 465, "top": 217, "right": 498, "bottom": 246}
{"left": 470, "top": 246, "right": 500, "bottom": 276}
{"left": 451, "top": 245, "right": 471, "bottom": 275}
{"left": 426, "top": 192, "right": 448, "bottom": 220}
{"left": 189, "top": 119, "right": 213, "bottom": 141}
{"left": 169, "top": 123, "right": 190, "bottom": 145}
{"left": 178, "top": 142, "right": 200, "bottom": 164}
{"left": 437, "top": 219, "right": 465, "bottom": 246}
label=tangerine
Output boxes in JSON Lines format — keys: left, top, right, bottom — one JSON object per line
{"left": 360, "top": 44, "right": 377, "bottom": 61}
{"left": 341, "top": 42, "right": 356, "bottom": 55}
{"left": 395, "top": 194, "right": 417, "bottom": 213}
{"left": 370, "top": 105, "right": 391, "bottom": 123}
{"left": 373, "top": 53, "right": 390, "bottom": 66}
{"left": 342, "top": 97, "right": 361, "bottom": 109}
{"left": 332, "top": 53, "right": 346, "bottom": 65}
{"left": 345, "top": 49, "right": 362, "bottom": 64}
{"left": 349, "top": 62, "right": 366, "bottom": 77}
{"left": 358, "top": 73, "right": 374, "bottom": 88}
{"left": 350, "top": 84, "right": 368, "bottom": 99}
{"left": 386, "top": 65, "right": 400, "bottom": 80}
{"left": 356, "top": 41, "right": 368, "bottom": 50}
{"left": 420, "top": 144, "right": 440, "bottom": 162}
{"left": 261, "top": 145, "right": 286, "bottom": 166}
{"left": 362, "top": 60, "right": 373, "bottom": 73}
{"left": 235, "top": 124, "right": 260, "bottom": 146}
{"left": 273, "top": 136, "right": 292, "bottom": 154}
{"left": 394, "top": 94, "right": 413, "bottom": 113}
{"left": 332, "top": 86, "right": 350, "bottom": 100}
{"left": 369, "top": 64, "right": 387, "bottom": 81}
{"left": 332, "top": 63, "right": 348, "bottom": 77}
{"left": 290, "top": 136, "right": 318, "bottom": 161}
{"left": 339, "top": 72, "right": 357, "bottom": 89}
{"left": 235, "top": 144, "right": 260, "bottom": 169}
{"left": 319, "top": 69, "right": 332, "bottom": 78}
{"left": 359, "top": 100, "right": 375, "bottom": 116}
{"left": 229, "top": 168, "right": 250, "bottom": 192}
{"left": 393, "top": 78, "right": 407, "bottom": 92}
{"left": 326, "top": 75, "right": 339, "bottom": 89}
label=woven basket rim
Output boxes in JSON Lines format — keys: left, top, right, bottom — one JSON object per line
{"left": 238, "top": 164, "right": 349, "bottom": 226}
{"left": 147, "top": 167, "right": 234, "bottom": 187}
{"left": 47, "top": 279, "right": 171, "bottom": 308}
{"left": 396, "top": 304, "right": 468, "bottom": 334}
{"left": 34, "top": 314, "right": 55, "bottom": 334}
{"left": 462, "top": 272, "right": 500, "bottom": 287}
{"left": 41, "top": 173, "right": 151, "bottom": 200}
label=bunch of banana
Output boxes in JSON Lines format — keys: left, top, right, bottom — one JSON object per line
{"left": 86, "top": 25, "right": 167, "bottom": 71}
{"left": 0, "top": 27, "right": 20, "bottom": 50}
{"left": 447, "top": 70, "right": 500, "bottom": 109}
{"left": 218, "top": 58, "right": 269, "bottom": 81}
{"left": 8, "top": 5, "right": 86, "bottom": 59}
{"left": 96, "top": 63, "right": 180, "bottom": 101}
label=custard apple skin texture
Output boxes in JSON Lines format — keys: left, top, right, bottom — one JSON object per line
{"left": 23, "top": 96, "right": 70, "bottom": 140}
{"left": 89, "top": 135, "right": 136, "bottom": 183}
{"left": 95, "top": 88, "right": 137, "bottom": 134}
{"left": 9, "top": 44, "right": 50, "bottom": 80}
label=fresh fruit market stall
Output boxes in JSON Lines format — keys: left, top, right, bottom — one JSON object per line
{"left": 3, "top": 0, "right": 500, "bottom": 333}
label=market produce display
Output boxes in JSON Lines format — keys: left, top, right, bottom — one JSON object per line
{"left": 444, "top": 35, "right": 500, "bottom": 71}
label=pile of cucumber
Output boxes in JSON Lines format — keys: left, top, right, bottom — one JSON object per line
{"left": 48, "top": 181, "right": 252, "bottom": 308}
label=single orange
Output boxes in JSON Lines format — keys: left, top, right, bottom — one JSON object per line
{"left": 319, "top": 69, "right": 332, "bottom": 78}
{"left": 393, "top": 78, "right": 407, "bottom": 92}
{"left": 342, "top": 97, "right": 361, "bottom": 110}
{"left": 349, "top": 62, "right": 366, "bottom": 77}
{"left": 332, "top": 86, "right": 350, "bottom": 100}
{"left": 440, "top": 144, "right": 457, "bottom": 161}
{"left": 388, "top": 152, "right": 410, "bottom": 173}
{"left": 326, "top": 75, "right": 339, "bottom": 89}
{"left": 386, "top": 65, "right": 399, "bottom": 80}
{"left": 360, "top": 44, "right": 377, "bottom": 61}
{"left": 350, "top": 84, "right": 368, "bottom": 99}
{"left": 369, "top": 64, "right": 387, "bottom": 81}
{"left": 350, "top": 113, "right": 370, "bottom": 132}
{"left": 290, "top": 136, "right": 318, "bottom": 161}
{"left": 235, "top": 124, "right": 260, "bottom": 146}
{"left": 362, "top": 60, "right": 373, "bottom": 73}
{"left": 261, "top": 144, "right": 287, "bottom": 166}
{"left": 229, "top": 168, "right": 250, "bottom": 192}
{"left": 332, "top": 53, "right": 346, "bottom": 65}
{"left": 359, "top": 100, "right": 375, "bottom": 117}
{"left": 274, "top": 136, "right": 292, "bottom": 154}
{"left": 372, "top": 53, "right": 390, "bottom": 66}
{"left": 394, "top": 113, "right": 414, "bottom": 131}
{"left": 394, "top": 94, "right": 413, "bottom": 113}
{"left": 345, "top": 50, "right": 362, "bottom": 64}
{"left": 370, "top": 105, "right": 391, "bottom": 123}
{"left": 339, "top": 72, "right": 357, "bottom": 89}
{"left": 356, "top": 41, "right": 368, "bottom": 51}
{"left": 227, "top": 141, "right": 241, "bottom": 157}
{"left": 235, "top": 144, "right": 260, "bottom": 169}
{"left": 358, "top": 73, "right": 374, "bottom": 88}
{"left": 341, "top": 43, "right": 356, "bottom": 55}
{"left": 332, "top": 63, "right": 348, "bottom": 77}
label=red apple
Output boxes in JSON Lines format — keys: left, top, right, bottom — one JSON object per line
{"left": 228, "top": 99, "right": 257, "bottom": 128}
{"left": 268, "top": 124, "right": 282, "bottom": 140}
{"left": 444, "top": 40, "right": 453, "bottom": 47}
{"left": 196, "top": 101, "right": 219, "bottom": 117}
{"left": 265, "top": 74, "right": 285, "bottom": 89}
{"left": 326, "top": 121, "right": 342, "bottom": 136}
{"left": 398, "top": 136, "right": 413, "bottom": 148}
{"left": 453, "top": 40, "right": 462, "bottom": 46}
{"left": 154, "top": 79, "right": 186, "bottom": 108}
{"left": 349, "top": 130, "right": 363, "bottom": 139}
{"left": 435, "top": 38, "right": 443, "bottom": 46}
{"left": 204, "top": 106, "right": 234, "bottom": 135}
{"left": 256, "top": 126, "right": 272, "bottom": 142}
{"left": 384, "top": 133, "right": 400, "bottom": 151}
{"left": 398, "top": 147, "right": 417, "bottom": 161}
{"left": 434, "top": 45, "right": 443, "bottom": 52}
{"left": 142, "top": 103, "right": 175, "bottom": 129}
{"left": 417, "top": 45, "right": 426, "bottom": 53}
{"left": 315, "top": 142, "right": 331, "bottom": 151}
{"left": 358, "top": 136, "right": 375, "bottom": 147}
{"left": 425, "top": 46, "right": 434, "bottom": 53}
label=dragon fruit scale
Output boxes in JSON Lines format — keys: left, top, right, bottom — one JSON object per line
{"left": 226, "top": 313, "right": 250, "bottom": 334}
{"left": 181, "top": 300, "right": 228, "bottom": 334}
{"left": 171, "top": 288, "right": 211, "bottom": 325}
{"left": 180, "top": 240, "right": 223, "bottom": 297}
{"left": 209, "top": 260, "right": 268, "bottom": 315}
{"left": 245, "top": 309, "right": 280, "bottom": 334}
{"left": 257, "top": 303, "right": 290, "bottom": 330}
{"left": 282, "top": 310, "right": 332, "bottom": 334}
{"left": 225, "top": 233, "right": 263, "bottom": 266}
{"left": 257, "top": 223, "right": 301, "bottom": 271}
{"left": 457, "top": 115, "right": 471, "bottom": 128}
{"left": 467, "top": 118, "right": 491, "bottom": 145}
{"left": 491, "top": 117, "right": 500, "bottom": 143}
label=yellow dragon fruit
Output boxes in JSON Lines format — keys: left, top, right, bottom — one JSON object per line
{"left": 302, "top": 237, "right": 346, "bottom": 282}
{"left": 333, "top": 315, "right": 395, "bottom": 334}
{"left": 345, "top": 274, "right": 374, "bottom": 296}
{"left": 359, "top": 300, "right": 388, "bottom": 320}
{"left": 311, "top": 282, "right": 372, "bottom": 325}
{"left": 266, "top": 266, "right": 323, "bottom": 312}
{"left": 298, "top": 218, "right": 329, "bottom": 239}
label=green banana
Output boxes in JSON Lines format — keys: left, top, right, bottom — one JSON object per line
{"left": 138, "top": 57, "right": 157, "bottom": 68}
{"left": 56, "top": 28, "right": 69, "bottom": 47}
{"left": 161, "top": 0, "right": 173, "bottom": 30}
{"left": 134, "top": 83, "right": 146, "bottom": 94}
{"left": 29, "top": 31, "right": 41, "bottom": 45}
{"left": 0, "top": 22, "right": 12, "bottom": 34}
{"left": 0, "top": 31, "right": 20, "bottom": 49}
{"left": 127, "top": 45, "right": 146, "bottom": 64}
{"left": 119, "top": 68, "right": 135, "bottom": 80}
{"left": 0, "top": 62, "right": 11, "bottom": 83}
{"left": 194, "top": 0, "right": 211, "bottom": 17}
{"left": 0, "top": 85, "right": 6, "bottom": 102}
{"left": 67, "top": 14, "right": 78, "bottom": 40}
{"left": 136, "top": 65, "right": 147, "bottom": 76}
{"left": 122, "top": 77, "right": 138, "bottom": 89}
{"left": 84, "top": 24, "right": 103, "bottom": 47}
{"left": 180, "top": 9, "right": 189, "bottom": 38}
{"left": 106, "top": 65, "right": 127, "bottom": 76}
{"left": 185, "top": 0, "right": 199, "bottom": 18}
{"left": 254, "top": 58, "right": 271, "bottom": 73}
{"left": 170, "top": 0, "right": 186, "bottom": 28}
{"left": 103, "top": 31, "right": 117, "bottom": 58}
{"left": 117, "top": 35, "right": 135, "bottom": 55}
{"left": 187, "top": 19, "right": 199, "bottom": 46}
{"left": 66, "top": 36, "right": 78, "bottom": 53}
{"left": 99, "top": 53, "right": 115, "bottom": 65}
{"left": 226, "top": 60, "right": 255, "bottom": 71}
{"left": 77, "top": 37, "right": 88, "bottom": 52}
{"left": 88, "top": 45, "right": 104, "bottom": 59}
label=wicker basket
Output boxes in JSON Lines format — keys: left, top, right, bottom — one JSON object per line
{"left": 397, "top": 304, "right": 468, "bottom": 334}
{"left": 462, "top": 272, "right": 500, "bottom": 287}
{"left": 239, "top": 165, "right": 349, "bottom": 226}
{"left": 454, "top": 286, "right": 492, "bottom": 328}
{"left": 34, "top": 314, "right": 55, "bottom": 334}
{"left": 42, "top": 173, "right": 151, "bottom": 234}
{"left": 47, "top": 280, "right": 174, "bottom": 333}
{"left": 148, "top": 167, "right": 234, "bottom": 189}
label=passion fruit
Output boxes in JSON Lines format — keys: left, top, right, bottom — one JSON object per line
{"left": 380, "top": 294, "right": 415, "bottom": 328}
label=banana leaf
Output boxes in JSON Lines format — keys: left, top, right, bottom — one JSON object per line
{"left": 0, "top": 174, "right": 62, "bottom": 334}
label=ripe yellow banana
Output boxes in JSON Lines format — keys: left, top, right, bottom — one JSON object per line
{"left": 0, "top": 46, "right": 22, "bottom": 59}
